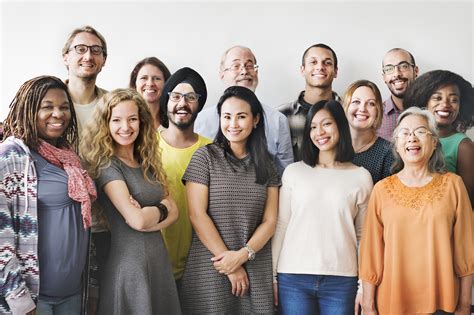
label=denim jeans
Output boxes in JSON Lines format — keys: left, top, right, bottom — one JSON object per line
{"left": 278, "top": 273, "right": 358, "bottom": 315}
{"left": 36, "top": 293, "right": 82, "bottom": 315}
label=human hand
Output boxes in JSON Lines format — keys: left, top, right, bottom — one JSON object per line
{"left": 454, "top": 304, "right": 470, "bottom": 315}
{"left": 273, "top": 282, "right": 278, "bottom": 306}
{"left": 212, "top": 249, "right": 247, "bottom": 275}
{"left": 354, "top": 292, "right": 362, "bottom": 315}
{"left": 227, "top": 266, "right": 249, "bottom": 296}
{"left": 129, "top": 195, "right": 141, "bottom": 208}
{"left": 26, "top": 309, "right": 36, "bottom": 315}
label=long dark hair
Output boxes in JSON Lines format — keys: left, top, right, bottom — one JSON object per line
{"left": 3, "top": 75, "right": 78, "bottom": 151}
{"left": 301, "top": 100, "right": 354, "bottom": 167}
{"left": 214, "top": 86, "right": 273, "bottom": 184}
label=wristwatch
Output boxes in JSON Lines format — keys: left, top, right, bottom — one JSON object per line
{"left": 244, "top": 244, "right": 255, "bottom": 261}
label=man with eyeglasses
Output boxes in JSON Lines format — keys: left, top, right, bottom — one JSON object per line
{"left": 378, "top": 48, "right": 419, "bottom": 141}
{"left": 62, "top": 25, "right": 108, "bottom": 315}
{"left": 62, "top": 25, "right": 108, "bottom": 135}
{"left": 194, "top": 45, "right": 293, "bottom": 175}
{"left": 157, "top": 67, "right": 211, "bottom": 292}
{"left": 279, "top": 43, "right": 340, "bottom": 161}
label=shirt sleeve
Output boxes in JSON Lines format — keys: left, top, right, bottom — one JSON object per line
{"left": 0, "top": 150, "right": 36, "bottom": 314}
{"left": 275, "top": 113, "right": 294, "bottom": 175}
{"left": 355, "top": 169, "right": 374, "bottom": 243}
{"left": 451, "top": 175, "right": 474, "bottom": 277}
{"left": 271, "top": 165, "right": 293, "bottom": 281}
{"left": 182, "top": 146, "right": 211, "bottom": 187}
{"left": 95, "top": 158, "right": 125, "bottom": 190}
{"left": 359, "top": 182, "right": 385, "bottom": 286}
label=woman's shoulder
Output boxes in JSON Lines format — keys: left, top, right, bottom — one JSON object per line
{"left": 373, "top": 137, "right": 393, "bottom": 153}
{"left": 0, "top": 137, "right": 30, "bottom": 157}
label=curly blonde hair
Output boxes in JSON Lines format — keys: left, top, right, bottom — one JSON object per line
{"left": 81, "top": 88, "right": 167, "bottom": 194}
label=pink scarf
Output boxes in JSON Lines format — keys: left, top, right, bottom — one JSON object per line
{"left": 37, "top": 140, "right": 96, "bottom": 229}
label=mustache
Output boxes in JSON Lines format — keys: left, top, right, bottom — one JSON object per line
{"left": 169, "top": 105, "right": 192, "bottom": 114}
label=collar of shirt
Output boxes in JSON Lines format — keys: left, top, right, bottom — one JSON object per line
{"left": 383, "top": 96, "right": 401, "bottom": 115}
{"left": 293, "top": 90, "right": 341, "bottom": 115}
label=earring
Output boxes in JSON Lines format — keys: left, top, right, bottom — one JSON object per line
{"left": 254, "top": 124, "right": 257, "bottom": 129}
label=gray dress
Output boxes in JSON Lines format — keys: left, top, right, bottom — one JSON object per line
{"left": 96, "top": 157, "right": 180, "bottom": 315}
{"left": 180, "top": 144, "right": 280, "bottom": 314}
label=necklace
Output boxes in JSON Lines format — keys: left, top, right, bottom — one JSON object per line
{"left": 354, "top": 135, "right": 377, "bottom": 153}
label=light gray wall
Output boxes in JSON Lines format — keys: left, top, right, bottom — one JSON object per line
{"left": 1, "top": 1, "right": 473, "bottom": 133}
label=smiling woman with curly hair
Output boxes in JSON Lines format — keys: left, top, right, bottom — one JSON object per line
{"left": 81, "top": 88, "right": 181, "bottom": 314}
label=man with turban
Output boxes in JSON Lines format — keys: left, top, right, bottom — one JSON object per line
{"left": 158, "top": 67, "right": 212, "bottom": 291}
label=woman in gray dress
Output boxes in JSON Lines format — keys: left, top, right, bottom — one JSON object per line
{"left": 81, "top": 88, "right": 181, "bottom": 314}
{"left": 180, "top": 86, "right": 280, "bottom": 314}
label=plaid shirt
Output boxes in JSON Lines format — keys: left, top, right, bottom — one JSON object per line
{"left": 278, "top": 91, "right": 341, "bottom": 162}
{"left": 377, "top": 97, "right": 401, "bottom": 142}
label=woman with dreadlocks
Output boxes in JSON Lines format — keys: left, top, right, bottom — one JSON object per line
{"left": 0, "top": 76, "right": 97, "bottom": 314}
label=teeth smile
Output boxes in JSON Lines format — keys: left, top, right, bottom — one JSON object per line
{"left": 436, "top": 111, "right": 450, "bottom": 117}
{"left": 317, "top": 138, "right": 329, "bottom": 145}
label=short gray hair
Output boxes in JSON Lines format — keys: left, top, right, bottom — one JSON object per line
{"left": 391, "top": 107, "right": 446, "bottom": 174}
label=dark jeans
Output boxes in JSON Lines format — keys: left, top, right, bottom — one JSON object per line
{"left": 278, "top": 273, "right": 358, "bottom": 315}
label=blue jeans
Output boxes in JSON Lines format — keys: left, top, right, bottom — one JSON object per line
{"left": 36, "top": 293, "right": 81, "bottom": 315}
{"left": 278, "top": 273, "right": 358, "bottom": 315}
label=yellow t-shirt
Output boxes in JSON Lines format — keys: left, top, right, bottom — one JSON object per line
{"left": 158, "top": 132, "right": 212, "bottom": 279}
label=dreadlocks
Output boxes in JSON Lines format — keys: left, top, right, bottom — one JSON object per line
{"left": 3, "top": 75, "right": 78, "bottom": 151}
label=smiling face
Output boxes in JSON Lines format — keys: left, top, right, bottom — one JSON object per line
{"left": 310, "top": 108, "right": 340, "bottom": 153}
{"left": 346, "top": 86, "right": 378, "bottom": 131}
{"left": 426, "top": 84, "right": 460, "bottom": 129}
{"left": 36, "top": 88, "right": 72, "bottom": 146}
{"left": 395, "top": 114, "right": 436, "bottom": 167}
{"left": 109, "top": 100, "right": 140, "bottom": 149}
{"left": 166, "top": 83, "right": 200, "bottom": 130}
{"left": 135, "top": 64, "right": 165, "bottom": 105}
{"left": 301, "top": 47, "right": 338, "bottom": 89}
{"left": 63, "top": 32, "right": 106, "bottom": 80}
{"left": 220, "top": 96, "right": 259, "bottom": 149}
{"left": 220, "top": 47, "right": 259, "bottom": 92}
{"left": 382, "top": 50, "right": 418, "bottom": 99}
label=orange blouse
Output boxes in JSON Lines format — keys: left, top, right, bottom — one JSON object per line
{"left": 359, "top": 172, "right": 473, "bottom": 314}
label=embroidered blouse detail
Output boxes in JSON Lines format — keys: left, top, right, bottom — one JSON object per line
{"left": 383, "top": 173, "right": 446, "bottom": 210}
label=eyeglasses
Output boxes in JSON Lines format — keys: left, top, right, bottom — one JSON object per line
{"left": 168, "top": 91, "right": 201, "bottom": 103}
{"left": 69, "top": 44, "right": 104, "bottom": 55}
{"left": 396, "top": 127, "right": 432, "bottom": 139}
{"left": 382, "top": 61, "right": 415, "bottom": 75}
{"left": 223, "top": 63, "right": 259, "bottom": 73}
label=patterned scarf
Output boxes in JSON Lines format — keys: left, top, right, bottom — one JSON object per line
{"left": 37, "top": 139, "right": 96, "bottom": 229}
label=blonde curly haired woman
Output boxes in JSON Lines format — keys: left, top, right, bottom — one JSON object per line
{"left": 81, "top": 88, "right": 181, "bottom": 314}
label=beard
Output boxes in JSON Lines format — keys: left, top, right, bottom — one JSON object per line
{"left": 168, "top": 109, "right": 199, "bottom": 130}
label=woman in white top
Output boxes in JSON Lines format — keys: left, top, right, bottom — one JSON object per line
{"left": 272, "top": 100, "right": 373, "bottom": 315}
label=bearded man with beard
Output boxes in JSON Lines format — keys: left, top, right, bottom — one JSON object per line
{"left": 377, "top": 48, "right": 419, "bottom": 141}
{"left": 158, "top": 67, "right": 212, "bottom": 292}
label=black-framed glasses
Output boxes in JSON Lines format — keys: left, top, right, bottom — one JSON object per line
{"left": 69, "top": 44, "right": 104, "bottom": 55}
{"left": 396, "top": 127, "right": 432, "bottom": 139}
{"left": 382, "top": 61, "right": 415, "bottom": 75}
{"left": 223, "top": 63, "right": 259, "bottom": 73}
{"left": 168, "top": 92, "right": 201, "bottom": 103}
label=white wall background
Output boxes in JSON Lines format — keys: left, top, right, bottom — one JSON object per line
{"left": 1, "top": 1, "right": 473, "bottom": 141}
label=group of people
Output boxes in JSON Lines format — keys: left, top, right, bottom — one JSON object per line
{"left": 0, "top": 25, "right": 472, "bottom": 315}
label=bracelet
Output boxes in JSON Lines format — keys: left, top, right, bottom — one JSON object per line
{"left": 156, "top": 203, "right": 168, "bottom": 223}
{"left": 243, "top": 244, "right": 256, "bottom": 261}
